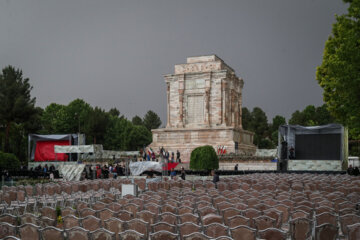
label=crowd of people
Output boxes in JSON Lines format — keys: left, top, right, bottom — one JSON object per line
{"left": 83, "top": 163, "right": 130, "bottom": 180}
{"left": 141, "top": 147, "right": 181, "bottom": 163}
{"left": 29, "top": 164, "right": 59, "bottom": 179}
{"left": 0, "top": 164, "right": 60, "bottom": 182}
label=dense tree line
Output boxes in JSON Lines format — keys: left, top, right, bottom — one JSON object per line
{"left": 0, "top": 66, "right": 161, "bottom": 163}
{"left": 40, "top": 99, "right": 158, "bottom": 151}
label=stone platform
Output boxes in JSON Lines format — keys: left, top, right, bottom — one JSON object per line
{"left": 176, "top": 161, "right": 276, "bottom": 171}
{"left": 151, "top": 126, "right": 256, "bottom": 162}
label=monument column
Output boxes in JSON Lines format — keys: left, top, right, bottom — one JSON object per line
{"left": 166, "top": 82, "right": 171, "bottom": 128}
{"left": 205, "top": 73, "right": 211, "bottom": 126}
{"left": 205, "top": 87, "right": 210, "bottom": 126}
{"left": 231, "top": 90, "right": 236, "bottom": 127}
{"left": 238, "top": 92, "right": 242, "bottom": 128}
{"left": 238, "top": 78, "right": 244, "bottom": 129}
{"left": 221, "top": 79, "right": 227, "bottom": 126}
{"left": 178, "top": 75, "right": 185, "bottom": 127}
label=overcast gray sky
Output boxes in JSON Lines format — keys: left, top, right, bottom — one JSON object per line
{"left": 0, "top": 0, "right": 348, "bottom": 124}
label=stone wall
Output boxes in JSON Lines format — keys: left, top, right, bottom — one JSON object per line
{"left": 287, "top": 160, "right": 342, "bottom": 171}
{"left": 219, "top": 162, "right": 277, "bottom": 171}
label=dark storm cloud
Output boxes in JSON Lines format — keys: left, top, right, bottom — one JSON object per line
{"left": 0, "top": 0, "right": 348, "bottom": 124}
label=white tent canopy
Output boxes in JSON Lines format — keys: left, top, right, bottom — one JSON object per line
{"left": 129, "top": 162, "right": 162, "bottom": 176}
{"left": 54, "top": 145, "right": 94, "bottom": 154}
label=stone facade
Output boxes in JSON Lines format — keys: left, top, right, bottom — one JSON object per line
{"left": 287, "top": 160, "right": 342, "bottom": 171}
{"left": 151, "top": 55, "right": 256, "bottom": 161}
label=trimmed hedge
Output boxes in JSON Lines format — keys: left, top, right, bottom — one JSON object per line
{"left": 190, "top": 145, "right": 219, "bottom": 170}
{"left": 0, "top": 151, "right": 21, "bottom": 170}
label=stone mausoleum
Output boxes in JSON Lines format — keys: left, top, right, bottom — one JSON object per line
{"left": 151, "top": 55, "right": 256, "bottom": 162}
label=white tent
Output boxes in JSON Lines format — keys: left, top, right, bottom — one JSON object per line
{"left": 129, "top": 162, "right": 163, "bottom": 176}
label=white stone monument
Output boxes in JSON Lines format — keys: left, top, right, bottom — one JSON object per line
{"left": 151, "top": 55, "right": 256, "bottom": 162}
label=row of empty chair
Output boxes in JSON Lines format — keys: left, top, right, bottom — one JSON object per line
{"left": 0, "top": 173, "right": 359, "bottom": 239}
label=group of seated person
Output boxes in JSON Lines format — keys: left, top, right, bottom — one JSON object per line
{"left": 29, "top": 164, "right": 60, "bottom": 178}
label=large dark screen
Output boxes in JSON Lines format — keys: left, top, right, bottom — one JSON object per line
{"left": 295, "top": 134, "right": 341, "bottom": 160}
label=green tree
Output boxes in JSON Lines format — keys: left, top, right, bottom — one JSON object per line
{"left": 143, "top": 110, "right": 162, "bottom": 131}
{"left": 108, "top": 108, "right": 120, "bottom": 117}
{"left": 289, "top": 106, "right": 315, "bottom": 126}
{"left": 270, "top": 115, "right": 286, "bottom": 145}
{"left": 250, "top": 107, "right": 270, "bottom": 147}
{"left": 0, "top": 66, "right": 37, "bottom": 152}
{"left": 0, "top": 151, "right": 20, "bottom": 170}
{"left": 271, "top": 115, "right": 286, "bottom": 133}
{"left": 66, "top": 99, "right": 92, "bottom": 134}
{"left": 132, "top": 115, "right": 143, "bottom": 126}
{"left": 25, "top": 107, "right": 44, "bottom": 133}
{"left": 85, "top": 107, "right": 110, "bottom": 144}
{"left": 128, "top": 125, "right": 152, "bottom": 150}
{"left": 41, "top": 103, "right": 71, "bottom": 134}
{"left": 242, "top": 107, "right": 275, "bottom": 148}
{"left": 241, "top": 107, "right": 252, "bottom": 130}
{"left": 289, "top": 110, "right": 305, "bottom": 126}
{"left": 190, "top": 145, "right": 219, "bottom": 170}
{"left": 315, "top": 104, "right": 335, "bottom": 125}
{"left": 316, "top": 0, "right": 360, "bottom": 139}
{"left": 289, "top": 104, "right": 334, "bottom": 126}
{"left": 104, "top": 116, "right": 149, "bottom": 151}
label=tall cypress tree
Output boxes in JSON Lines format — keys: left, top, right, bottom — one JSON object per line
{"left": 0, "top": 66, "right": 36, "bottom": 152}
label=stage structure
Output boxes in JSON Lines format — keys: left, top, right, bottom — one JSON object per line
{"left": 150, "top": 55, "right": 256, "bottom": 161}
{"left": 28, "top": 134, "right": 85, "bottom": 162}
{"left": 54, "top": 144, "right": 136, "bottom": 161}
{"left": 278, "top": 124, "right": 348, "bottom": 171}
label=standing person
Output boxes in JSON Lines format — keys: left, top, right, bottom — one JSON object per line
{"left": 104, "top": 165, "right": 109, "bottom": 178}
{"left": 165, "top": 151, "right": 170, "bottom": 163}
{"left": 96, "top": 165, "right": 102, "bottom": 179}
{"left": 234, "top": 164, "right": 238, "bottom": 171}
{"left": 36, "top": 164, "right": 42, "bottom": 172}
{"left": 113, "top": 164, "right": 118, "bottom": 179}
{"left": 289, "top": 146, "right": 295, "bottom": 159}
{"left": 170, "top": 168, "right": 176, "bottom": 179}
{"left": 117, "top": 164, "right": 123, "bottom": 176}
{"left": 160, "top": 146, "right": 165, "bottom": 157}
{"left": 171, "top": 152, "right": 175, "bottom": 163}
{"left": 91, "top": 165, "right": 96, "bottom": 179}
{"left": 180, "top": 167, "right": 186, "bottom": 180}
{"left": 151, "top": 152, "right": 156, "bottom": 161}
{"left": 49, "top": 165, "right": 55, "bottom": 173}
{"left": 143, "top": 150, "right": 147, "bottom": 161}
{"left": 212, "top": 170, "right": 220, "bottom": 184}
{"left": 176, "top": 150, "right": 181, "bottom": 163}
